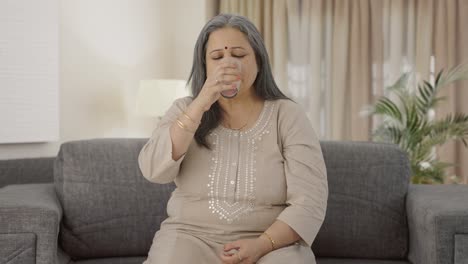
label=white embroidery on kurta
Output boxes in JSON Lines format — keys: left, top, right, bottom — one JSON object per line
{"left": 208, "top": 101, "right": 275, "bottom": 223}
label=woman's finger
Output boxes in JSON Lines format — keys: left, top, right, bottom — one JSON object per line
{"left": 218, "top": 67, "right": 241, "bottom": 76}
{"left": 223, "top": 247, "right": 239, "bottom": 255}
{"left": 215, "top": 75, "right": 240, "bottom": 85}
{"left": 224, "top": 241, "right": 241, "bottom": 251}
{"left": 218, "top": 61, "right": 240, "bottom": 69}
{"left": 219, "top": 83, "right": 239, "bottom": 92}
{"left": 219, "top": 253, "right": 238, "bottom": 264}
{"left": 214, "top": 64, "right": 240, "bottom": 78}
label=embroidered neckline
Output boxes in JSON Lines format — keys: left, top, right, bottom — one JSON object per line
{"left": 216, "top": 100, "right": 274, "bottom": 137}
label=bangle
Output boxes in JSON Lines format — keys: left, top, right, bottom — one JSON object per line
{"left": 262, "top": 232, "right": 276, "bottom": 250}
{"left": 182, "top": 112, "right": 200, "bottom": 125}
{"left": 175, "top": 119, "right": 195, "bottom": 133}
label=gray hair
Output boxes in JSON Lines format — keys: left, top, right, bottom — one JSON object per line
{"left": 188, "top": 13, "right": 289, "bottom": 148}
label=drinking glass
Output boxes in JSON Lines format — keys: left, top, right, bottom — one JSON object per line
{"left": 220, "top": 57, "right": 242, "bottom": 99}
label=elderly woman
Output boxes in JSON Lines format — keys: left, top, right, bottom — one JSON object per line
{"left": 138, "top": 13, "right": 328, "bottom": 264}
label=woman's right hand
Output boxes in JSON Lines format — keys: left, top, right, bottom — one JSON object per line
{"left": 193, "top": 62, "right": 241, "bottom": 112}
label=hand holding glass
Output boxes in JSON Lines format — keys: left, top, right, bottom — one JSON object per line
{"left": 220, "top": 57, "right": 242, "bottom": 99}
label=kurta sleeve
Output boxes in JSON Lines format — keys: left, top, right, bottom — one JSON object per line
{"left": 138, "top": 96, "right": 193, "bottom": 184}
{"left": 276, "top": 100, "right": 328, "bottom": 247}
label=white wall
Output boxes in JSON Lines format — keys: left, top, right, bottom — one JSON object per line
{"left": 0, "top": 0, "right": 207, "bottom": 159}
{"left": 0, "top": 0, "right": 60, "bottom": 144}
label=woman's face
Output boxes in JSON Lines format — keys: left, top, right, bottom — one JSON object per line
{"left": 205, "top": 27, "right": 258, "bottom": 96}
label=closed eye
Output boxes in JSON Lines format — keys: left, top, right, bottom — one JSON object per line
{"left": 210, "top": 54, "right": 245, "bottom": 60}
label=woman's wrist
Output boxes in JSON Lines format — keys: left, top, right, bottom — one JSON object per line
{"left": 256, "top": 234, "right": 274, "bottom": 257}
{"left": 186, "top": 99, "right": 207, "bottom": 120}
{"left": 191, "top": 96, "right": 212, "bottom": 113}
{"left": 263, "top": 232, "right": 277, "bottom": 249}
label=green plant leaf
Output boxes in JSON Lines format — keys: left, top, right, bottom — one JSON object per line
{"left": 368, "top": 63, "right": 468, "bottom": 184}
{"left": 373, "top": 97, "right": 404, "bottom": 124}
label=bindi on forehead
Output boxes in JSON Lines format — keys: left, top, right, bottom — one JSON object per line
{"left": 208, "top": 46, "right": 246, "bottom": 55}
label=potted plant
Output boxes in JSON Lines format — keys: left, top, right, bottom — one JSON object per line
{"left": 364, "top": 64, "right": 468, "bottom": 184}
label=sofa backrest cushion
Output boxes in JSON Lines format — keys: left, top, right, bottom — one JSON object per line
{"left": 54, "top": 138, "right": 174, "bottom": 259}
{"left": 0, "top": 157, "right": 55, "bottom": 188}
{"left": 54, "top": 138, "right": 410, "bottom": 259}
{"left": 313, "top": 141, "right": 410, "bottom": 259}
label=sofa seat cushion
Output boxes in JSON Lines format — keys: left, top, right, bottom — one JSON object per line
{"left": 317, "top": 259, "right": 411, "bottom": 264}
{"left": 72, "top": 257, "right": 145, "bottom": 264}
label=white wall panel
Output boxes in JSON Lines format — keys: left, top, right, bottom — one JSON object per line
{"left": 0, "top": 0, "right": 59, "bottom": 143}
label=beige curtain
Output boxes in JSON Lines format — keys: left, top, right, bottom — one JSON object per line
{"left": 331, "top": 0, "right": 372, "bottom": 141}
{"left": 380, "top": 0, "right": 468, "bottom": 183}
{"left": 284, "top": 0, "right": 325, "bottom": 134}
{"left": 210, "top": 0, "right": 468, "bottom": 183}
{"left": 285, "top": 0, "right": 468, "bottom": 183}
{"left": 285, "top": 0, "right": 374, "bottom": 139}
{"left": 432, "top": 0, "right": 468, "bottom": 183}
{"left": 217, "top": 0, "right": 373, "bottom": 140}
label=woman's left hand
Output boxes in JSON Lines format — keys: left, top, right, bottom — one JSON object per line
{"left": 220, "top": 237, "right": 271, "bottom": 264}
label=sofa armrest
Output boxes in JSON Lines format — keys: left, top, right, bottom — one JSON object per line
{"left": 407, "top": 184, "right": 468, "bottom": 264}
{"left": 0, "top": 184, "right": 62, "bottom": 264}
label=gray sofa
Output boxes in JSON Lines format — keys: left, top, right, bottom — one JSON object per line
{"left": 1, "top": 138, "right": 468, "bottom": 264}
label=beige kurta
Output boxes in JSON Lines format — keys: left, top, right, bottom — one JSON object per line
{"left": 138, "top": 97, "right": 328, "bottom": 264}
